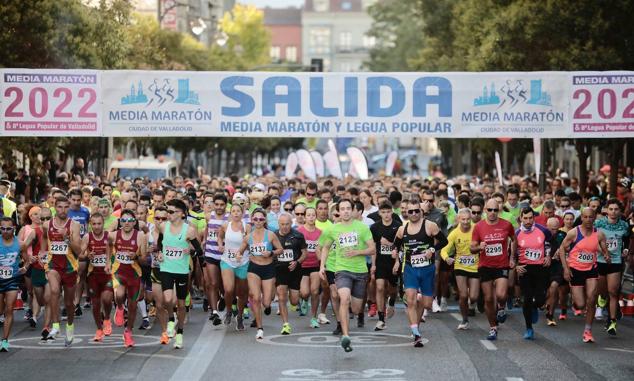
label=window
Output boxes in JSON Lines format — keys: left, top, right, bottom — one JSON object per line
{"left": 339, "top": 31, "right": 352, "bottom": 51}
{"left": 313, "top": 0, "right": 329, "bottom": 12}
{"left": 363, "top": 35, "right": 376, "bottom": 48}
{"left": 285, "top": 46, "right": 297, "bottom": 62}
{"left": 270, "top": 46, "right": 281, "bottom": 61}
{"left": 309, "top": 27, "right": 331, "bottom": 54}
{"left": 341, "top": 1, "right": 352, "bottom": 10}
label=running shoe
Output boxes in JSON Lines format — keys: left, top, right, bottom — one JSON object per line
{"left": 93, "top": 329, "right": 105, "bottom": 342}
{"left": 224, "top": 311, "right": 232, "bottom": 326}
{"left": 357, "top": 314, "right": 365, "bottom": 328}
{"left": 368, "top": 303, "right": 377, "bottom": 317}
{"left": 582, "top": 329, "right": 594, "bottom": 343}
{"left": 139, "top": 317, "right": 150, "bottom": 330}
{"left": 160, "top": 332, "right": 169, "bottom": 345}
{"left": 243, "top": 307, "right": 250, "bottom": 320}
{"left": 74, "top": 304, "right": 83, "bottom": 318}
{"left": 332, "top": 323, "right": 342, "bottom": 335}
{"left": 440, "top": 297, "right": 448, "bottom": 312}
{"left": 281, "top": 322, "right": 292, "bottom": 335}
{"left": 318, "top": 313, "right": 330, "bottom": 325}
{"left": 218, "top": 297, "right": 226, "bottom": 312}
{"left": 457, "top": 321, "right": 469, "bottom": 330}
{"left": 174, "top": 333, "right": 183, "bottom": 349}
{"left": 24, "top": 308, "right": 33, "bottom": 321}
{"left": 123, "top": 329, "right": 135, "bottom": 348}
{"left": 115, "top": 306, "right": 125, "bottom": 327}
{"left": 607, "top": 321, "right": 617, "bottom": 336}
{"left": 374, "top": 321, "right": 386, "bottom": 331}
{"left": 432, "top": 298, "right": 441, "bottom": 313}
{"left": 103, "top": 319, "right": 113, "bottom": 336}
{"left": 496, "top": 309, "right": 507, "bottom": 324}
{"left": 547, "top": 318, "right": 557, "bottom": 327}
{"left": 167, "top": 321, "right": 176, "bottom": 338}
{"left": 413, "top": 335, "right": 424, "bottom": 348}
{"left": 310, "top": 317, "right": 320, "bottom": 329}
{"left": 597, "top": 295, "right": 607, "bottom": 308}
{"left": 264, "top": 306, "right": 272, "bottom": 316}
{"left": 65, "top": 324, "right": 74, "bottom": 347}
{"left": 256, "top": 328, "right": 264, "bottom": 340}
{"left": 210, "top": 312, "right": 222, "bottom": 326}
{"left": 29, "top": 317, "right": 37, "bottom": 328}
{"left": 83, "top": 300, "right": 92, "bottom": 310}
{"left": 0, "top": 339, "right": 9, "bottom": 352}
{"left": 47, "top": 327, "right": 59, "bottom": 340}
{"left": 236, "top": 316, "right": 245, "bottom": 331}
{"left": 341, "top": 335, "right": 353, "bottom": 352}
{"left": 486, "top": 328, "right": 498, "bottom": 341}
{"left": 523, "top": 328, "right": 534, "bottom": 340}
{"left": 40, "top": 328, "right": 50, "bottom": 342}
{"left": 594, "top": 307, "right": 603, "bottom": 320}
{"left": 289, "top": 304, "right": 298, "bottom": 312}
{"left": 148, "top": 306, "right": 157, "bottom": 318}
{"left": 558, "top": 313, "right": 567, "bottom": 321}
{"left": 300, "top": 300, "right": 309, "bottom": 316}
{"left": 250, "top": 319, "right": 257, "bottom": 328}
{"left": 573, "top": 308, "right": 582, "bottom": 316}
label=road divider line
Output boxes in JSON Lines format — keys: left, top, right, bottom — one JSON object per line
{"left": 505, "top": 378, "right": 524, "bottom": 381}
{"left": 169, "top": 322, "right": 226, "bottom": 381}
{"left": 480, "top": 340, "right": 497, "bottom": 351}
{"left": 450, "top": 313, "right": 462, "bottom": 321}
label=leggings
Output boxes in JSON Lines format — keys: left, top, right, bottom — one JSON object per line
{"left": 518, "top": 265, "right": 549, "bottom": 329}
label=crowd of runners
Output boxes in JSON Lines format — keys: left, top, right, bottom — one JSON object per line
{"left": 0, "top": 168, "right": 633, "bottom": 352}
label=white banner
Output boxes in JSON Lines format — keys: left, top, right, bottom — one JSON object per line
{"left": 285, "top": 152, "right": 298, "bottom": 178}
{"left": 323, "top": 151, "right": 343, "bottom": 179}
{"left": 385, "top": 151, "right": 398, "bottom": 176}
{"left": 1, "top": 69, "right": 101, "bottom": 136}
{"left": 310, "top": 151, "right": 325, "bottom": 177}
{"left": 347, "top": 147, "right": 369, "bottom": 180}
{"left": 495, "top": 152, "right": 503, "bottom": 186}
{"left": 533, "top": 138, "right": 541, "bottom": 184}
{"left": 2, "top": 69, "right": 633, "bottom": 137}
{"left": 296, "top": 149, "right": 317, "bottom": 181}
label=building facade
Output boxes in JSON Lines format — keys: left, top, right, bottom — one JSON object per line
{"left": 263, "top": 7, "right": 302, "bottom": 63}
{"left": 302, "top": 0, "right": 377, "bottom": 72}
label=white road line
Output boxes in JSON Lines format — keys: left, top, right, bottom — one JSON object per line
{"left": 604, "top": 347, "right": 634, "bottom": 354}
{"left": 168, "top": 323, "right": 226, "bottom": 381}
{"left": 450, "top": 313, "right": 462, "bottom": 321}
{"left": 480, "top": 339, "right": 497, "bottom": 351}
{"left": 111, "top": 350, "right": 185, "bottom": 360}
{"left": 505, "top": 378, "right": 524, "bottom": 381}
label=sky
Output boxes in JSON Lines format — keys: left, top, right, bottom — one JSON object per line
{"left": 238, "top": 0, "right": 303, "bottom": 8}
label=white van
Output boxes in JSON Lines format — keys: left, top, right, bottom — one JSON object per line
{"left": 108, "top": 157, "right": 178, "bottom": 181}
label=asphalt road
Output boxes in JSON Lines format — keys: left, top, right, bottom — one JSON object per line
{"left": 1, "top": 301, "right": 634, "bottom": 381}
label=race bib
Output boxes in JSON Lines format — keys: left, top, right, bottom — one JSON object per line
{"left": 485, "top": 243, "right": 503, "bottom": 257}
{"left": 207, "top": 230, "right": 218, "bottom": 242}
{"left": 410, "top": 252, "right": 432, "bottom": 268}
{"left": 164, "top": 246, "right": 185, "bottom": 260}
{"left": 338, "top": 232, "right": 359, "bottom": 248}
{"left": 0, "top": 266, "right": 13, "bottom": 279}
{"left": 380, "top": 244, "right": 394, "bottom": 256}
{"left": 250, "top": 242, "right": 267, "bottom": 256}
{"left": 50, "top": 242, "right": 69, "bottom": 255}
{"left": 91, "top": 254, "right": 107, "bottom": 267}
{"left": 577, "top": 251, "right": 595, "bottom": 263}
{"left": 225, "top": 249, "right": 238, "bottom": 261}
{"left": 458, "top": 255, "right": 476, "bottom": 266}
{"left": 306, "top": 241, "right": 318, "bottom": 252}
{"left": 39, "top": 253, "right": 49, "bottom": 265}
{"left": 278, "top": 249, "right": 294, "bottom": 262}
{"left": 524, "top": 248, "right": 542, "bottom": 261}
{"left": 115, "top": 252, "right": 134, "bottom": 264}
{"left": 79, "top": 224, "right": 87, "bottom": 237}
{"left": 606, "top": 238, "right": 618, "bottom": 252}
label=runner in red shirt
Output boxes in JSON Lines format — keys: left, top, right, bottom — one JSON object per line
{"left": 471, "top": 199, "right": 516, "bottom": 341}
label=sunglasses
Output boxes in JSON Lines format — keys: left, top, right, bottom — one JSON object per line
{"left": 204, "top": 201, "right": 214, "bottom": 205}
{"left": 0, "top": 227, "right": 14, "bottom": 232}
{"left": 422, "top": 199, "right": 434, "bottom": 203}
{"left": 306, "top": 192, "right": 316, "bottom": 196}
{"left": 486, "top": 208, "right": 499, "bottom": 212}
{"left": 120, "top": 217, "right": 136, "bottom": 223}
{"left": 470, "top": 210, "right": 482, "bottom": 215}
{"left": 284, "top": 208, "right": 293, "bottom": 212}
{"left": 333, "top": 214, "right": 340, "bottom": 218}
{"left": 154, "top": 217, "right": 167, "bottom": 221}
{"left": 167, "top": 210, "right": 177, "bottom": 214}
{"left": 40, "top": 217, "right": 52, "bottom": 221}
{"left": 408, "top": 209, "right": 421, "bottom": 215}
{"left": 295, "top": 212, "right": 305, "bottom": 216}
{"left": 252, "top": 217, "right": 266, "bottom": 222}
{"left": 560, "top": 204, "right": 570, "bottom": 208}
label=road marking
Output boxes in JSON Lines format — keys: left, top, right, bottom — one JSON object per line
{"left": 451, "top": 313, "right": 462, "bottom": 321}
{"left": 10, "top": 334, "right": 161, "bottom": 349}
{"left": 604, "top": 347, "right": 634, "bottom": 354}
{"left": 259, "top": 331, "right": 425, "bottom": 348}
{"left": 279, "top": 369, "right": 407, "bottom": 381}
{"left": 110, "top": 350, "right": 185, "bottom": 360}
{"left": 168, "top": 322, "right": 226, "bottom": 381}
{"left": 480, "top": 340, "right": 497, "bottom": 351}
{"left": 505, "top": 378, "right": 524, "bottom": 381}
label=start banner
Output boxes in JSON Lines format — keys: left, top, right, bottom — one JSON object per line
{"left": 1, "top": 69, "right": 632, "bottom": 138}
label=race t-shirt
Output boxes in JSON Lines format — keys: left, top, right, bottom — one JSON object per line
{"left": 298, "top": 226, "right": 321, "bottom": 268}
{"left": 276, "top": 229, "right": 307, "bottom": 267}
{"left": 321, "top": 220, "right": 372, "bottom": 274}
{"left": 68, "top": 206, "right": 90, "bottom": 237}
{"left": 472, "top": 219, "right": 515, "bottom": 269}
{"left": 370, "top": 219, "right": 402, "bottom": 265}
{"left": 441, "top": 224, "right": 477, "bottom": 272}
{"left": 595, "top": 218, "right": 630, "bottom": 264}
{"left": 515, "top": 224, "right": 552, "bottom": 265}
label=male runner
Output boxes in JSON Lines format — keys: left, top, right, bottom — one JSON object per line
{"left": 203, "top": 193, "right": 228, "bottom": 325}
{"left": 68, "top": 188, "right": 90, "bottom": 317}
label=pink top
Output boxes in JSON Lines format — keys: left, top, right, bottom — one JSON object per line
{"left": 298, "top": 225, "right": 321, "bottom": 268}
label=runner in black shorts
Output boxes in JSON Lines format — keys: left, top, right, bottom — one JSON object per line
{"left": 545, "top": 217, "right": 568, "bottom": 326}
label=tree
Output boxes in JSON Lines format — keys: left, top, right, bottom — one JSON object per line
{"left": 219, "top": 4, "right": 271, "bottom": 70}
